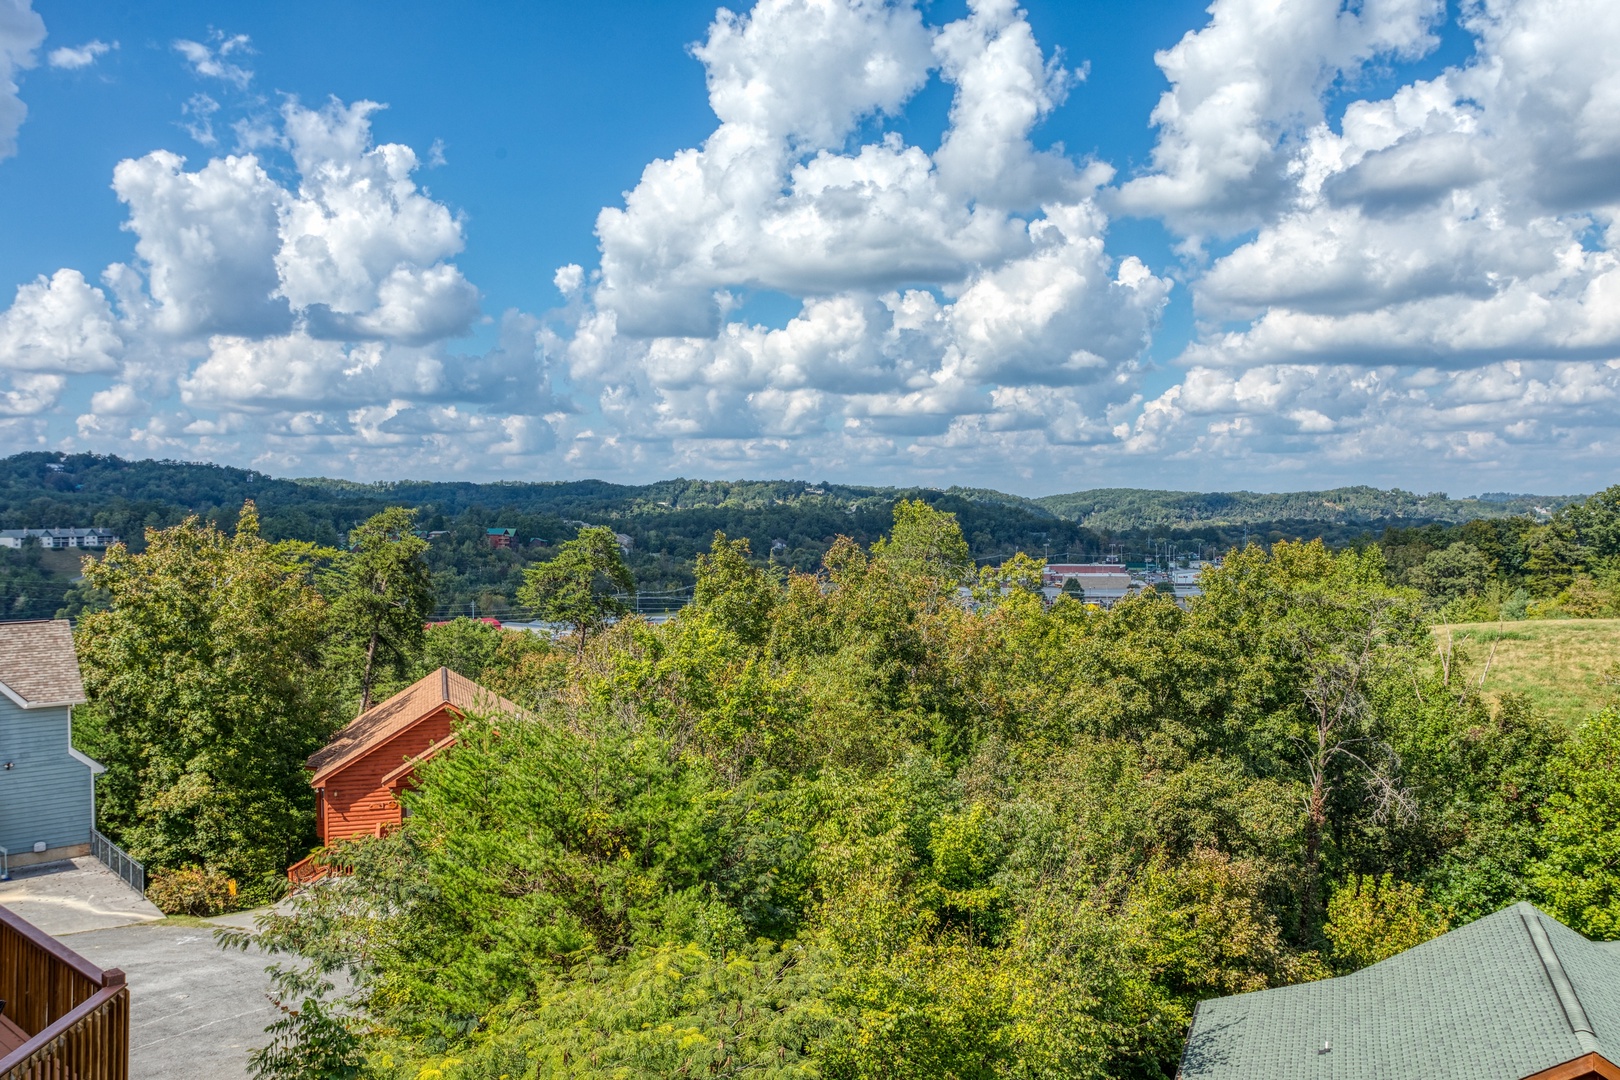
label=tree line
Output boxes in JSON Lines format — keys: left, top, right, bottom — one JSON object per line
{"left": 1381, "top": 485, "right": 1620, "bottom": 619}
{"left": 3, "top": 452, "right": 1595, "bottom": 625}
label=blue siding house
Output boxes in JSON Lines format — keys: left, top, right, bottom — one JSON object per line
{"left": 0, "top": 620, "right": 102, "bottom": 871}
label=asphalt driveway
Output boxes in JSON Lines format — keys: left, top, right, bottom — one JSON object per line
{"left": 65, "top": 921, "right": 278, "bottom": 1080}
{"left": 0, "top": 859, "right": 280, "bottom": 1080}
{"left": 0, "top": 856, "right": 162, "bottom": 934}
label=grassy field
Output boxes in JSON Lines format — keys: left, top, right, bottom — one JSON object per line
{"left": 1433, "top": 618, "right": 1620, "bottom": 726}
{"left": 37, "top": 548, "right": 93, "bottom": 578}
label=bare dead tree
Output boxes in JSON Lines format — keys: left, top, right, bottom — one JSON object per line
{"left": 1288, "top": 596, "right": 1419, "bottom": 934}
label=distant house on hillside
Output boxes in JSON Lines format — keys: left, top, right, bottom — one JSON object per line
{"left": 485, "top": 527, "right": 518, "bottom": 549}
{"left": 424, "top": 617, "right": 503, "bottom": 630}
{"left": 0, "top": 528, "right": 119, "bottom": 550}
{"left": 0, "top": 620, "right": 104, "bottom": 870}
{"left": 292, "top": 668, "right": 522, "bottom": 880}
{"left": 1179, "top": 902, "right": 1620, "bottom": 1080}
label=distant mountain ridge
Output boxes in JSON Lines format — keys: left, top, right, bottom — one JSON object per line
{"left": 0, "top": 452, "right": 1581, "bottom": 535}
{"left": 1032, "top": 486, "right": 1580, "bottom": 531}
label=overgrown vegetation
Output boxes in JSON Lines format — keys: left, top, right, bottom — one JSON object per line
{"left": 1433, "top": 619, "right": 1620, "bottom": 725}
{"left": 196, "top": 503, "right": 1618, "bottom": 1080}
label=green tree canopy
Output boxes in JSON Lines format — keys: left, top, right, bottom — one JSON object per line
{"left": 227, "top": 532, "right": 1601, "bottom": 1080}
{"left": 1409, "top": 541, "right": 1492, "bottom": 608}
{"left": 517, "top": 525, "right": 635, "bottom": 655}
{"left": 872, "top": 499, "right": 973, "bottom": 585}
{"left": 326, "top": 507, "right": 432, "bottom": 711}
{"left": 1531, "top": 707, "right": 1620, "bottom": 938}
{"left": 76, "top": 502, "right": 339, "bottom": 900}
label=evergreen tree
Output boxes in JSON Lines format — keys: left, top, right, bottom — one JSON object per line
{"left": 327, "top": 507, "right": 432, "bottom": 711}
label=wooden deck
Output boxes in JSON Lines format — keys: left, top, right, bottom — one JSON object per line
{"left": 0, "top": 1017, "right": 25, "bottom": 1058}
{"left": 0, "top": 903, "right": 129, "bottom": 1079}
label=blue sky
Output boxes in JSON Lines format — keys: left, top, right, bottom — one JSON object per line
{"left": 0, "top": 0, "right": 1616, "bottom": 496}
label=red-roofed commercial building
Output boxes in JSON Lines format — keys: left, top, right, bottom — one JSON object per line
{"left": 1042, "top": 563, "right": 1133, "bottom": 604}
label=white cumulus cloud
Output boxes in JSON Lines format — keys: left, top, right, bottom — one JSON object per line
{"left": 1116, "top": 0, "right": 1444, "bottom": 234}
{"left": 0, "top": 0, "right": 44, "bottom": 161}
{"left": 6, "top": 0, "right": 1620, "bottom": 490}
{"left": 570, "top": 0, "right": 1170, "bottom": 472}
{"left": 47, "top": 39, "right": 113, "bottom": 70}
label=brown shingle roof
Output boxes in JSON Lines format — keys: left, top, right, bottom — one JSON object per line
{"left": 307, "top": 667, "right": 522, "bottom": 783}
{"left": 0, "top": 619, "right": 86, "bottom": 708}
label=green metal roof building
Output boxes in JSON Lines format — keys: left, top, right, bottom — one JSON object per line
{"left": 1179, "top": 903, "right": 1620, "bottom": 1080}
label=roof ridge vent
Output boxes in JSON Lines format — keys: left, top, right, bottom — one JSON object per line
{"left": 1522, "top": 908, "right": 1597, "bottom": 1051}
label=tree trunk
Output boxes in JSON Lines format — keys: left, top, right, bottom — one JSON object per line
{"left": 359, "top": 629, "right": 380, "bottom": 713}
{"left": 1299, "top": 689, "right": 1334, "bottom": 938}
{"left": 1300, "top": 767, "right": 1326, "bottom": 936}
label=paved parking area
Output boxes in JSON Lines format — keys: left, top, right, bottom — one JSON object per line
{"left": 0, "top": 859, "right": 281, "bottom": 1080}
{"left": 0, "top": 857, "right": 163, "bottom": 935}
{"left": 65, "top": 921, "right": 277, "bottom": 1080}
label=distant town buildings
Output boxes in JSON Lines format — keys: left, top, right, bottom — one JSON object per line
{"left": 0, "top": 527, "right": 119, "bottom": 550}
{"left": 1034, "top": 559, "right": 1214, "bottom": 607}
{"left": 1040, "top": 563, "right": 1134, "bottom": 606}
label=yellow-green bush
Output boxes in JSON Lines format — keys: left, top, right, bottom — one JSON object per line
{"left": 146, "top": 866, "right": 236, "bottom": 916}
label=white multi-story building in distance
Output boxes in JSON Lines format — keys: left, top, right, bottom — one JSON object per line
{"left": 0, "top": 527, "right": 121, "bottom": 550}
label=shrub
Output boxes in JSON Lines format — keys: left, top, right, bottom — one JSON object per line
{"left": 147, "top": 866, "right": 236, "bottom": 916}
{"left": 1324, "top": 874, "right": 1449, "bottom": 973}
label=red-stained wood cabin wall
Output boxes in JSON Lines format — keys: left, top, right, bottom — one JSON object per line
{"left": 317, "top": 706, "right": 456, "bottom": 844}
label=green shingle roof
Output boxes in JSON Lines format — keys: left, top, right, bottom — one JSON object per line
{"left": 1179, "top": 903, "right": 1620, "bottom": 1080}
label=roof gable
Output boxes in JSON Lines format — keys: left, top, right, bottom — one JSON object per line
{"left": 1180, "top": 904, "right": 1620, "bottom": 1080}
{"left": 0, "top": 619, "right": 86, "bottom": 708}
{"left": 307, "top": 667, "right": 522, "bottom": 784}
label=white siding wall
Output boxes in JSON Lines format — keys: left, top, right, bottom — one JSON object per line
{"left": 0, "top": 696, "right": 94, "bottom": 855}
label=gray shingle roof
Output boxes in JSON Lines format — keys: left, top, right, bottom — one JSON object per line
{"left": 1179, "top": 903, "right": 1619, "bottom": 1080}
{"left": 0, "top": 619, "right": 86, "bottom": 707}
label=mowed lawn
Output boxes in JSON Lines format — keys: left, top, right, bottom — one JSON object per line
{"left": 1433, "top": 618, "right": 1620, "bottom": 726}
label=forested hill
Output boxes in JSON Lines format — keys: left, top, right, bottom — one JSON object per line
{"left": 0, "top": 452, "right": 1587, "bottom": 621}
{"left": 0, "top": 452, "right": 1088, "bottom": 564}
{"left": 1036, "top": 486, "right": 1578, "bottom": 531}
{"left": 0, "top": 452, "right": 1573, "bottom": 540}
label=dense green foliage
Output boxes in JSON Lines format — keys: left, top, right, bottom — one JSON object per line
{"left": 1036, "top": 486, "right": 1573, "bottom": 531}
{"left": 225, "top": 504, "right": 1615, "bottom": 1080}
{"left": 1381, "top": 484, "right": 1620, "bottom": 619}
{"left": 75, "top": 503, "right": 460, "bottom": 906}
{"left": 0, "top": 452, "right": 1588, "bottom": 622}
{"left": 326, "top": 508, "right": 433, "bottom": 711}
{"left": 516, "top": 526, "right": 635, "bottom": 654}
{"left": 1530, "top": 707, "right": 1620, "bottom": 937}
{"left": 74, "top": 504, "right": 340, "bottom": 903}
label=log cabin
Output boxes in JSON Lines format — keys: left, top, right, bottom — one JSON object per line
{"left": 292, "top": 668, "right": 522, "bottom": 880}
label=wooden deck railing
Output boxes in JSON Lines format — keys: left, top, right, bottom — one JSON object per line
{"left": 0, "top": 904, "right": 129, "bottom": 1080}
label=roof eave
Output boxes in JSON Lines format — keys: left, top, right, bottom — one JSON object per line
{"left": 308, "top": 701, "right": 464, "bottom": 787}
{"left": 0, "top": 678, "right": 86, "bottom": 710}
